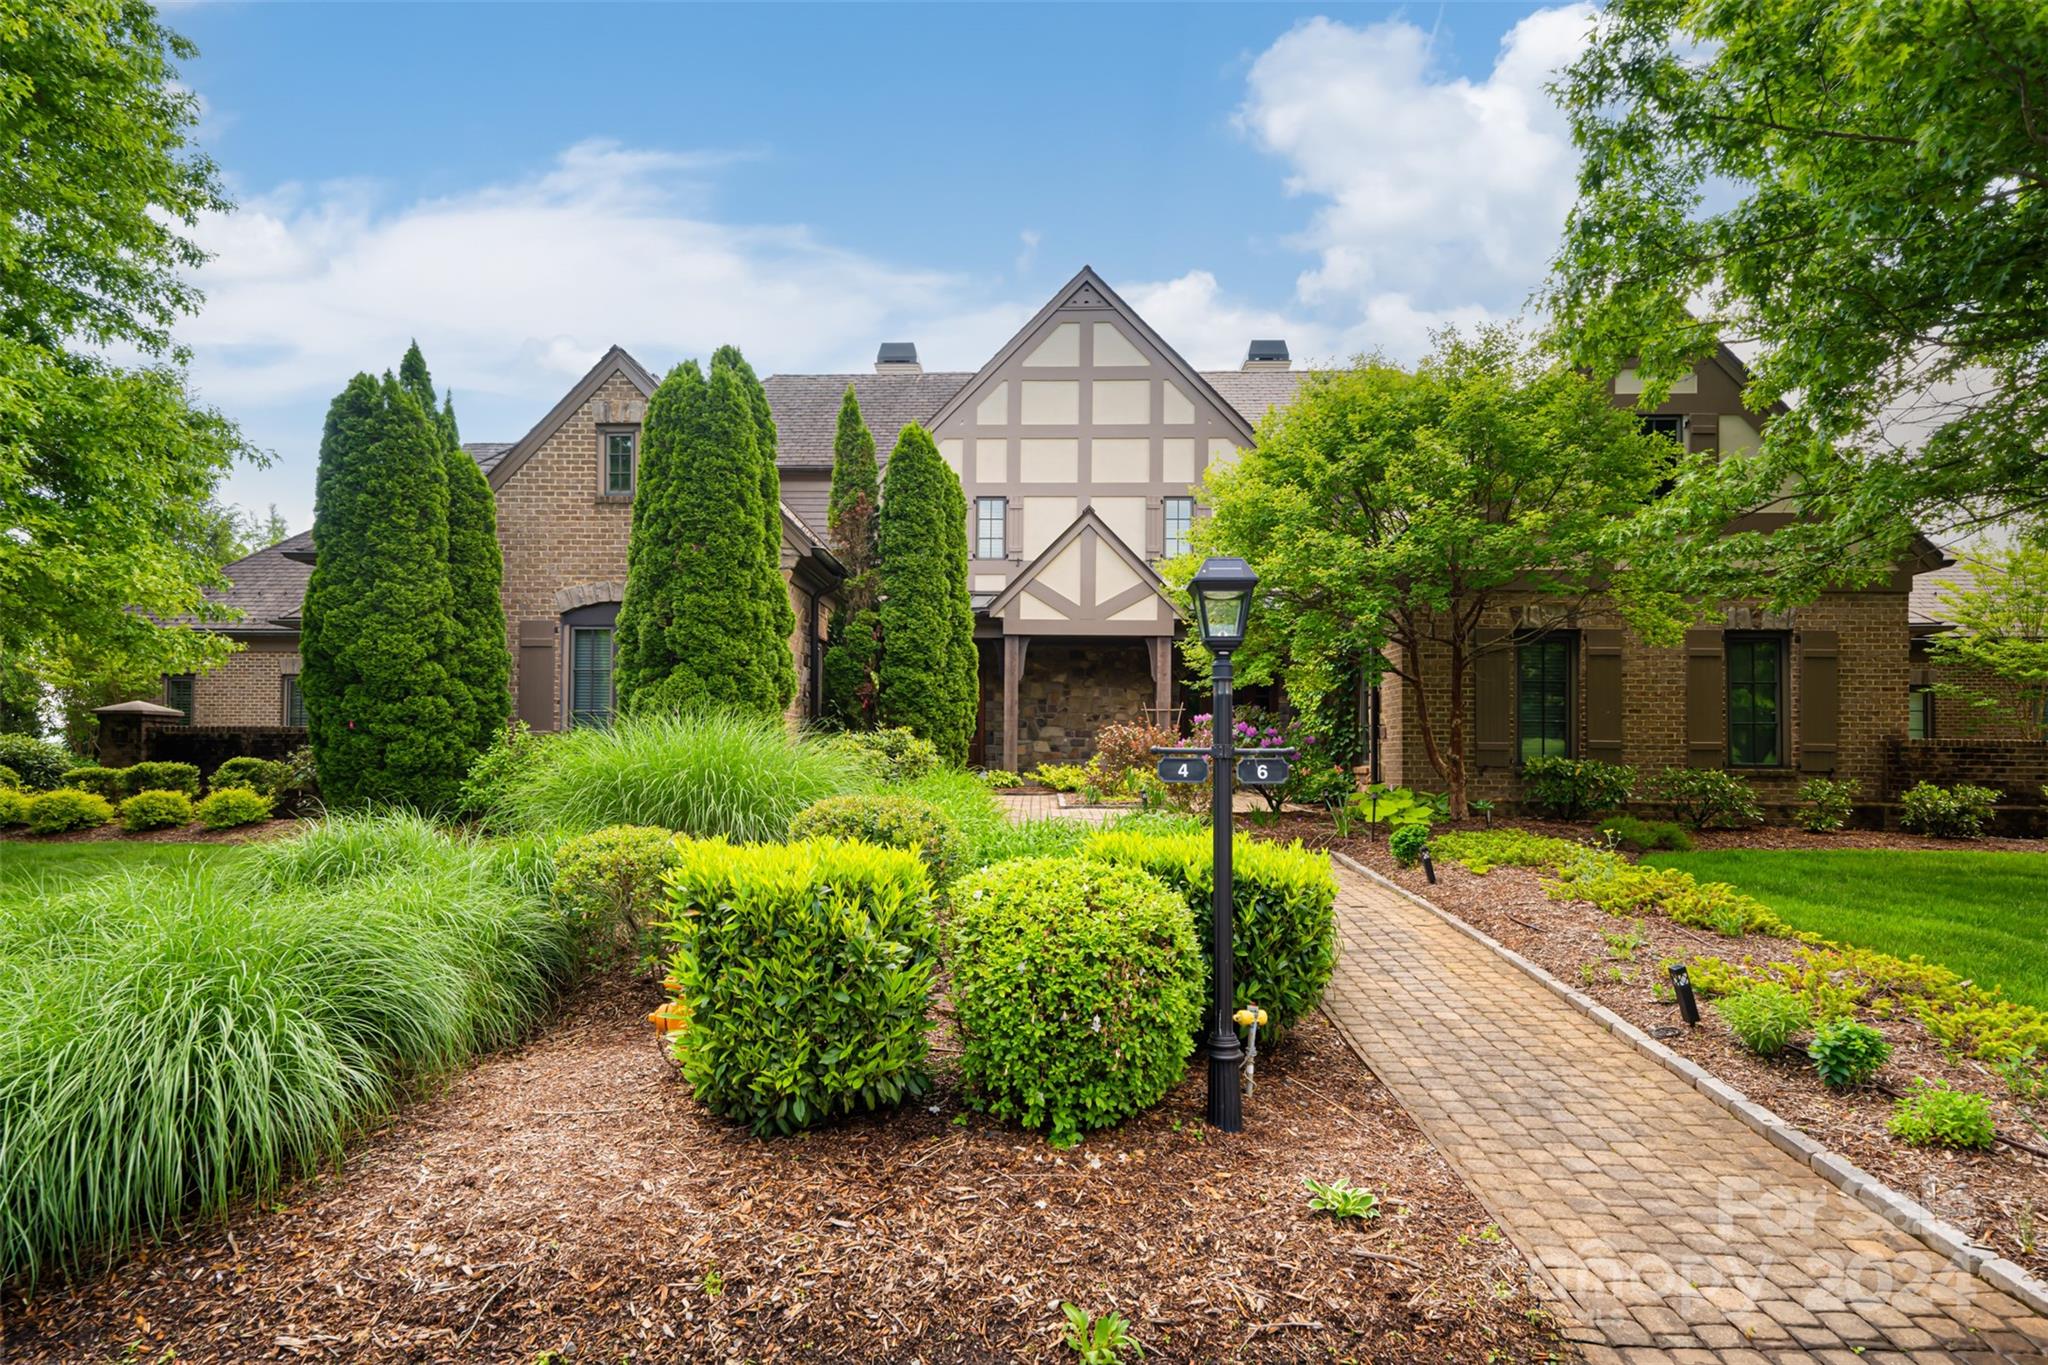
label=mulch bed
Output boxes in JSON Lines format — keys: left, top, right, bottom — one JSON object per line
{"left": 5, "top": 977, "right": 1578, "bottom": 1364}
{"left": 1266, "top": 813, "right": 2048, "bottom": 1284}
{"left": 0, "top": 818, "right": 306, "bottom": 845}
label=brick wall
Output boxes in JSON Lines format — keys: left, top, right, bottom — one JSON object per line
{"left": 188, "top": 636, "right": 300, "bottom": 727}
{"left": 1914, "top": 650, "right": 2042, "bottom": 741}
{"left": 1885, "top": 738, "right": 2048, "bottom": 803}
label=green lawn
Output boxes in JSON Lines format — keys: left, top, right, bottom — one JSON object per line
{"left": 1646, "top": 848, "right": 2048, "bottom": 1009}
{"left": 0, "top": 841, "right": 247, "bottom": 901}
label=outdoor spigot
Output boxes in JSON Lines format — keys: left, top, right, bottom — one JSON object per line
{"left": 1232, "top": 1006, "right": 1268, "bottom": 1096}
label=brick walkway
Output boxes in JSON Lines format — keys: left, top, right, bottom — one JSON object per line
{"left": 1320, "top": 866, "right": 2048, "bottom": 1364}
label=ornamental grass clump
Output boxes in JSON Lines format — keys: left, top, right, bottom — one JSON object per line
{"left": 497, "top": 710, "right": 866, "bottom": 842}
{"left": 790, "top": 793, "right": 966, "bottom": 887}
{"left": 1082, "top": 830, "right": 1337, "bottom": 1041}
{"left": 1713, "top": 982, "right": 1812, "bottom": 1056}
{"left": 662, "top": 836, "right": 940, "bottom": 1135}
{"left": 950, "top": 857, "right": 1202, "bottom": 1146}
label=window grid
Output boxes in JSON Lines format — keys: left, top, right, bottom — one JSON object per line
{"left": 1517, "top": 638, "right": 1572, "bottom": 762}
{"left": 1640, "top": 415, "right": 1686, "bottom": 445}
{"left": 975, "top": 497, "right": 1006, "bottom": 559}
{"left": 282, "top": 676, "right": 307, "bottom": 727}
{"left": 571, "top": 627, "right": 615, "bottom": 728}
{"left": 1908, "top": 686, "right": 1934, "bottom": 740}
{"left": 1163, "top": 497, "right": 1194, "bottom": 558}
{"left": 1726, "top": 636, "right": 1783, "bottom": 766}
{"left": 605, "top": 432, "right": 635, "bottom": 495}
{"left": 164, "top": 674, "right": 194, "bottom": 724}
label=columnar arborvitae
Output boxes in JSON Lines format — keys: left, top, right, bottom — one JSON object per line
{"left": 712, "top": 345, "right": 798, "bottom": 713}
{"left": 821, "top": 386, "right": 882, "bottom": 728}
{"left": 615, "top": 360, "right": 786, "bottom": 716}
{"left": 877, "top": 423, "right": 978, "bottom": 763}
{"left": 300, "top": 372, "right": 469, "bottom": 808}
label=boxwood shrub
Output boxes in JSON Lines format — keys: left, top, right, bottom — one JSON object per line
{"left": 829, "top": 726, "right": 940, "bottom": 784}
{"left": 789, "top": 793, "right": 966, "bottom": 887}
{"left": 195, "top": 786, "right": 273, "bottom": 829}
{"left": 211, "top": 756, "right": 289, "bottom": 796}
{"left": 119, "top": 790, "right": 195, "bottom": 832}
{"left": 0, "top": 789, "right": 29, "bottom": 826}
{"left": 26, "top": 789, "right": 116, "bottom": 834}
{"left": 0, "top": 763, "right": 18, "bottom": 789}
{"left": 1081, "top": 829, "right": 1337, "bottom": 1040}
{"left": 551, "top": 824, "right": 676, "bottom": 968}
{"left": 59, "top": 767, "right": 127, "bottom": 801}
{"left": 125, "top": 761, "right": 202, "bottom": 797}
{"left": 950, "top": 857, "right": 1202, "bottom": 1146}
{"left": 663, "top": 836, "right": 939, "bottom": 1135}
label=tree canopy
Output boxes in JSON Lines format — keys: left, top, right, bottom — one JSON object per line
{"left": 1926, "top": 543, "right": 2048, "bottom": 742}
{"left": 1544, "top": 0, "right": 2048, "bottom": 593}
{"left": 822, "top": 386, "right": 882, "bottom": 728}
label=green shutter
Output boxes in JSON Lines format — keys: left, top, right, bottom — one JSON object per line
{"left": 572, "top": 627, "right": 615, "bottom": 726}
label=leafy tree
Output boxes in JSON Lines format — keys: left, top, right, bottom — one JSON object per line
{"left": 1187, "top": 328, "right": 1677, "bottom": 816}
{"left": 300, "top": 373, "right": 469, "bottom": 809}
{"left": 1544, "top": 0, "right": 2048, "bottom": 598}
{"left": 877, "top": 424, "right": 978, "bottom": 764}
{"left": 712, "top": 345, "right": 798, "bottom": 713}
{"left": 1926, "top": 543, "right": 2048, "bottom": 741}
{"left": 821, "top": 386, "right": 883, "bottom": 728}
{"left": 615, "top": 361, "right": 786, "bottom": 717}
{"left": 1, "top": 1, "right": 257, "bottom": 687}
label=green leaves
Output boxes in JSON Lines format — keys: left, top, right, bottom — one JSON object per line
{"left": 876, "top": 423, "right": 979, "bottom": 763}
{"left": 1303, "top": 1176, "right": 1382, "bottom": 1221}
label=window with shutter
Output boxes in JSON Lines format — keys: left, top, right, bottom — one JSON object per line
{"left": 281, "top": 676, "right": 307, "bottom": 727}
{"left": 1726, "top": 635, "right": 1785, "bottom": 767}
{"left": 570, "top": 627, "right": 615, "bottom": 728}
{"left": 1516, "top": 637, "right": 1573, "bottom": 761}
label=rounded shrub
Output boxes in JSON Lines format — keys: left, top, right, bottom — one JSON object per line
{"left": 124, "top": 761, "right": 201, "bottom": 797}
{"left": 211, "top": 756, "right": 289, "bottom": 796}
{"left": 829, "top": 726, "right": 940, "bottom": 784}
{"left": 0, "top": 762, "right": 18, "bottom": 789}
{"left": 950, "top": 858, "right": 1202, "bottom": 1146}
{"left": 194, "top": 786, "right": 274, "bottom": 830}
{"left": 1807, "top": 1017, "right": 1890, "bottom": 1089}
{"left": 790, "top": 793, "right": 966, "bottom": 887}
{"left": 551, "top": 824, "right": 677, "bottom": 968}
{"left": 59, "top": 767, "right": 127, "bottom": 801}
{"left": 0, "top": 734, "right": 71, "bottom": 791}
{"left": 119, "top": 789, "right": 195, "bottom": 833}
{"left": 1080, "top": 829, "right": 1337, "bottom": 1041}
{"left": 0, "top": 789, "right": 30, "bottom": 826}
{"left": 1388, "top": 822, "right": 1430, "bottom": 868}
{"left": 1887, "top": 1079, "right": 1994, "bottom": 1149}
{"left": 26, "top": 789, "right": 116, "bottom": 834}
{"left": 1520, "top": 756, "right": 1636, "bottom": 820}
{"left": 1713, "top": 982, "right": 1811, "bottom": 1056}
{"left": 1898, "top": 781, "right": 2000, "bottom": 839}
{"left": 663, "top": 836, "right": 939, "bottom": 1135}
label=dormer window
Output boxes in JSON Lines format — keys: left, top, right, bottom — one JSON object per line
{"left": 603, "top": 429, "right": 636, "bottom": 496}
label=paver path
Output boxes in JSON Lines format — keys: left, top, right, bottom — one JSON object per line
{"left": 1322, "top": 864, "right": 2048, "bottom": 1364}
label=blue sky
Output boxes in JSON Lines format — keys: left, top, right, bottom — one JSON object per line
{"left": 166, "top": 1, "right": 1588, "bottom": 532}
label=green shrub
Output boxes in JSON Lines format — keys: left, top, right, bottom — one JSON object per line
{"left": 124, "top": 761, "right": 201, "bottom": 797}
{"left": 1345, "top": 784, "right": 1437, "bottom": 834}
{"left": 1795, "top": 777, "right": 1858, "bottom": 834}
{"left": 1898, "top": 781, "right": 2000, "bottom": 839}
{"left": 194, "top": 786, "right": 273, "bottom": 829}
{"left": 1887, "top": 1079, "right": 1994, "bottom": 1149}
{"left": 950, "top": 857, "right": 1202, "bottom": 1145}
{"left": 0, "top": 789, "right": 28, "bottom": 826}
{"left": 790, "top": 793, "right": 966, "bottom": 887}
{"left": 663, "top": 836, "right": 940, "bottom": 1134}
{"left": 829, "top": 726, "right": 940, "bottom": 783}
{"left": 119, "top": 789, "right": 195, "bottom": 832}
{"left": 1713, "top": 982, "right": 1812, "bottom": 1056}
{"left": 979, "top": 768, "right": 1023, "bottom": 789}
{"left": 1596, "top": 814, "right": 1693, "bottom": 852}
{"left": 1388, "top": 823, "right": 1430, "bottom": 868}
{"left": 0, "top": 762, "right": 18, "bottom": 789}
{"left": 1806, "top": 1017, "right": 1891, "bottom": 1088}
{"left": 1520, "top": 756, "right": 1636, "bottom": 820}
{"left": 25, "top": 789, "right": 115, "bottom": 834}
{"left": 211, "top": 756, "right": 289, "bottom": 796}
{"left": 496, "top": 711, "right": 866, "bottom": 841}
{"left": 454, "top": 721, "right": 550, "bottom": 830}
{"left": 0, "top": 815, "right": 572, "bottom": 1280}
{"left": 1031, "top": 762, "right": 1090, "bottom": 793}
{"left": 551, "top": 825, "right": 676, "bottom": 968}
{"left": 59, "top": 766, "right": 127, "bottom": 800}
{"left": 1082, "top": 829, "right": 1336, "bottom": 1040}
{"left": 1645, "top": 767, "right": 1764, "bottom": 829}
{"left": 0, "top": 734, "right": 71, "bottom": 791}
{"left": 1432, "top": 829, "right": 1578, "bottom": 874}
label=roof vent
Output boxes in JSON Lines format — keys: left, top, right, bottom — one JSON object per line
{"left": 875, "top": 342, "right": 921, "bottom": 374}
{"left": 1243, "top": 339, "right": 1290, "bottom": 372}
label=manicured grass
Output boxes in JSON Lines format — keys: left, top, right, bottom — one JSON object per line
{"left": 1645, "top": 849, "right": 2048, "bottom": 1009}
{"left": 0, "top": 842, "right": 246, "bottom": 900}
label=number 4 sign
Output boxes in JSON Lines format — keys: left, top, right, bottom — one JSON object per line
{"left": 1235, "top": 756, "right": 1291, "bottom": 786}
{"left": 1156, "top": 756, "right": 1210, "bottom": 785}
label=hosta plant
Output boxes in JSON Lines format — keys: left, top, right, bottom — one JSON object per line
{"left": 1303, "top": 1176, "right": 1381, "bottom": 1221}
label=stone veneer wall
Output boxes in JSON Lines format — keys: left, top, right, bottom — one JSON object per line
{"left": 187, "top": 636, "right": 301, "bottom": 728}
{"left": 979, "top": 640, "right": 1154, "bottom": 768}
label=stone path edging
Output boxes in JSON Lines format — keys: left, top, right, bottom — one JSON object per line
{"left": 1327, "top": 848, "right": 2048, "bottom": 1321}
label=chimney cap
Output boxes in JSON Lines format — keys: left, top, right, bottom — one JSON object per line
{"left": 875, "top": 342, "right": 921, "bottom": 373}
{"left": 1246, "top": 339, "right": 1289, "bottom": 363}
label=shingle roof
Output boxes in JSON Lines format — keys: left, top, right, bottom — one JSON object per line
{"left": 1910, "top": 560, "right": 1975, "bottom": 627}
{"left": 1199, "top": 369, "right": 1309, "bottom": 430}
{"left": 469, "top": 441, "right": 515, "bottom": 476}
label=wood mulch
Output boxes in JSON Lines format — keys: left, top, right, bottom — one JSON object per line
{"left": 0, "top": 817, "right": 305, "bottom": 845}
{"left": 1262, "top": 813, "right": 2048, "bottom": 1284}
{"left": 4, "top": 975, "right": 1578, "bottom": 1364}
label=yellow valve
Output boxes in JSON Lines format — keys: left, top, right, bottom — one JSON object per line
{"left": 1232, "top": 1006, "right": 1268, "bottom": 1028}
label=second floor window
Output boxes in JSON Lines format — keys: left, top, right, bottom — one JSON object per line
{"left": 1640, "top": 415, "right": 1686, "bottom": 446}
{"left": 1163, "top": 497, "right": 1194, "bottom": 558}
{"left": 1727, "top": 635, "right": 1784, "bottom": 766}
{"left": 605, "top": 431, "right": 635, "bottom": 495}
{"left": 976, "top": 497, "right": 1007, "bottom": 559}
{"left": 1517, "top": 637, "right": 1572, "bottom": 761}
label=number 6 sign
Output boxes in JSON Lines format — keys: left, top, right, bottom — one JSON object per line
{"left": 1235, "top": 756, "right": 1290, "bottom": 786}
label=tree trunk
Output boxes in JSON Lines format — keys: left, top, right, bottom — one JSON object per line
{"left": 1444, "top": 636, "right": 1469, "bottom": 820}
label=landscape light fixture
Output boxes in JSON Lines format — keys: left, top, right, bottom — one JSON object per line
{"left": 1669, "top": 963, "right": 1701, "bottom": 1027}
{"left": 1188, "top": 556, "right": 1258, "bottom": 652}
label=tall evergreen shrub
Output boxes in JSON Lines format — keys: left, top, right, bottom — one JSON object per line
{"left": 877, "top": 423, "right": 978, "bottom": 763}
{"left": 711, "top": 345, "right": 797, "bottom": 713}
{"left": 822, "top": 386, "right": 882, "bottom": 728}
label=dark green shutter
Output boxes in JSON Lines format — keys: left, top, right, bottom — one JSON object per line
{"left": 1685, "top": 630, "right": 1725, "bottom": 768}
{"left": 1474, "top": 626, "right": 1514, "bottom": 768}
{"left": 1798, "top": 629, "right": 1839, "bottom": 772}
{"left": 1584, "top": 630, "right": 1624, "bottom": 760}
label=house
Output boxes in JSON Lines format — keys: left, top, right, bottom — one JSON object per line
{"left": 158, "top": 265, "right": 1968, "bottom": 810}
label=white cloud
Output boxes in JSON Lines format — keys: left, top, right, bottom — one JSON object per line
{"left": 1015, "top": 228, "right": 1041, "bottom": 274}
{"left": 1237, "top": 5, "right": 1598, "bottom": 341}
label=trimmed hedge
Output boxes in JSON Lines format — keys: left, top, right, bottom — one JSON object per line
{"left": 1081, "top": 829, "right": 1337, "bottom": 1040}
{"left": 211, "top": 756, "right": 289, "bottom": 796}
{"left": 551, "top": 825, "right": 676, "bottom": 968}
{"left": 60, "top": 767, "right": 127, "bottom": 801}
{"left": 125, "top": 761, "right": 201, "bottom": 797}
{"left": 0, "top": 790, "right": 29, "bottom": 826}
{"left": 26, "top": 790, "right": 115, "bottom": 834}
{"left": 790, "top": 793, "right": 965, "bottom": 887}
{"left": 663, "top": 837, "right": 940, "bottom": 1135}
{"left": 195, "top": 787, "right": 273, "bottom": 829}
{"left": 120, "top": 790, "right": 194, "bottom": 832}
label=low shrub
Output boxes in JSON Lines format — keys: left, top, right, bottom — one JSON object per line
{"left": 790, "top": 793, "right": 966, "bottom": 887}
{"left": 950, "top": 857, "right": 1202, "bottom": 1145}
{"left": 119, "top": 789, "right": 195, "bottom": 832}
{"left": 1887, "top": 1080, "right": 1994, "bottom": 1149}
{"left": 212, "top": 756, "right": 290, "bottom": 796}
{"left": 978, "top": 769, "right": 1023, "bottom": 789}
{"left": 1547, "top": 852, "right": 1797, "bottom": 938}
{"left": 1794, "top": 777, "right": 1858, "bottom": 834}
{"left": 663, "top": 837, "right": 940, "bottom": 1135}
{"left": 1596, "top": 814, "right": 1693, "bottom": 853}
{"left": 0, "top": 789, "right": 28, "bottom": 826}
{"left": 551, "top": 825, "right": 677, "bottom": 968}
{"left": 124, "top": 761, "right": 201, "bottom": 797}
{"left": 59, "top": 766, "right": 127, "bottom": 800}
{"left": 1388, "top": 822, "right": 1430, "bottom": 868}
{"left": 1807, "top": 1017, "right": 1890, "bottom": 1088}
{"left": 1082, "top": 829, "right": 1336, "bottom": 1040}
{"left": 1898, "top": 781, "right": 2000, "bottom": 839}
{"left": 1432, "top": 829, "right": 1578, "bottom": 874}
{"left": 1645, "top": 767, "right": 1764, "bottom": 829}
{"left": 1031, "top": 762, "right": 1090, "bottom": 793}
{"left": 0, "top": 762, "right": 17, "bottom": 789}
{"left": 1714, "top": 982, "right": 1811, "bottom": 1056}
{"left": 194, "top": 786, "right": 273, "bottom": 829}
{"left": 1520, "top": 756, "right": 1636, "bottom": 821}
{"left": 1091, "top": 721, "right": 1180, "bottom": 788}
{"left": 25, "top": 789, "right": 115, "bottom": 834}
{"left": 829, "top": 726, "right": 940, "bottom": 784}
{"left": 0, "top": 733, "right": 71, "bottom": 791}
{"left": 455, "top": 721, "right": 551, "bottom": 830}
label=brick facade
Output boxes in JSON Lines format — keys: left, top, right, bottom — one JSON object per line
{"left": 1885, "top": 737, "right": 2048, "bottom": 804}
{"left": 186, "top": 636, "right": 302, "bottom": 728}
